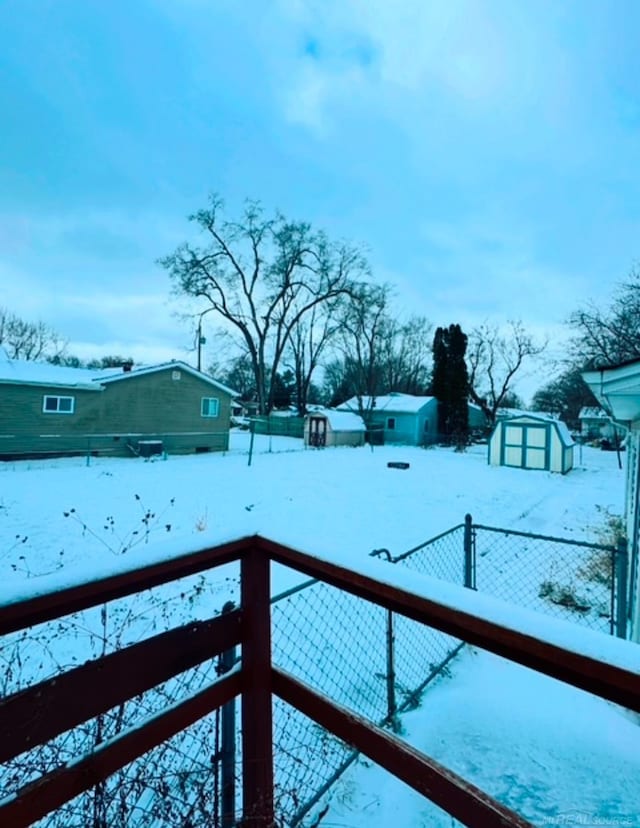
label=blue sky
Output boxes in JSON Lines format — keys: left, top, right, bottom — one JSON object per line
{"left": 1, "top": 0, "right": 639, "bottom": 397}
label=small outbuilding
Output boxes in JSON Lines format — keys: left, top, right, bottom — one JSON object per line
{"left": 304, "top": 409, "right": 366, "bottom": 448}
{"left": 488, "top": 414, "right": 574, "bottom": 474}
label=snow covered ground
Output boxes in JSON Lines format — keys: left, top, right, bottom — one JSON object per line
{"left": 1, "top": 433, "right": 638, "bottom": 826}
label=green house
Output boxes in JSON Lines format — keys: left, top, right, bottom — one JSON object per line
{"left": 0, "top": 359, "right": 237, "bottom": 459}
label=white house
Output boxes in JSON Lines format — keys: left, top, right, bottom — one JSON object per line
{"left": 582, "top": 359, "right": 640, "bottom": 642}
{"left": 579, "top": 406, "right": 625, "bottom": 442}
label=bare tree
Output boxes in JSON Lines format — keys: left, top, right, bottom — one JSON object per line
{"left": 333, "top": 282, "right": 393, "bottom": 420}
{"left": 160, "top": 196, "right": 363, "bottom": 414}
{"left": 468, "top": 321, "right": 546, "bottom": 424}
{"left": 378, "top": 315, "right": 432, "bottom": 395}
{"left": 570, "top": 266, "right": 640, "bottom": 366}
{"left": 0, "top": 307, "right": 67, "bottom": 362}
{"left": 323, "top": 289, "right": 432, "bottom": 412}
{"left": 285, "top": 297, "right": 343, "bottom": 414}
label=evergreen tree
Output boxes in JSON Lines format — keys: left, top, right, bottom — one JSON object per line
{"left": 431, "top": 324, "right": 470, "bottom": 447}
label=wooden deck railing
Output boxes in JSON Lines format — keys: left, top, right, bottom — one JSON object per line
{"left": 1, "top": 535, "right": 639, "bottom": 828}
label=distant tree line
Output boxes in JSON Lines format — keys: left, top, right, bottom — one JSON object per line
{"left": 0, "top": 307, "right": 133, "bottom": 371}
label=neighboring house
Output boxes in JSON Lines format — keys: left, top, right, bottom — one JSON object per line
{"left": 0, "top": 359, "right": 237, "bottom": 459}
{"left": 337, "top": 393, "right": 438, "bottom": 446}
{"left": 579, "top": 406, "right": 625, "bottom": 441}
{"left": 304, "top": 409, "right": 366, "bottom": 448}
{"left": 488, "top": 414, "right": 574, "bottom": 474}
{"left": 337, "top": 393, "right": 488, "bottom": 446}
{"left": 468, "top": 402, "right": 490, "bottom": 431}
{"left": 582, "top": 359, "right": 640, "bottom": 643}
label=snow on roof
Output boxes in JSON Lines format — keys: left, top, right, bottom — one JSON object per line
{"left": 555, "top": 420, "right": 575, "bottom": 447}
{"left": 579, "top": 406, "right": 609, "bottom": 420}
{"left": 499, "top": 411, "right": 575, "bottom": 446}
{"left": 338, "top": 393, "right": 435, "bottom": 414}
{"left": 96, "top": 361, "right": 239, "bottom": 396}
{"left": 497, "top": 407, "right": 545, "bottom": 420}
{"left": 0, "top": 358, "right": 239, "bottom": 396}
{"left": 311, "top": 408, "right": 365, "bottom": 431}
{"left": 0, "top": 358, "right": 103, "bottom": 389}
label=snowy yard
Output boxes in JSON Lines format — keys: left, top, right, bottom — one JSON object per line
{"left": 1, "top": 434, "right": 639, "bottom": 826}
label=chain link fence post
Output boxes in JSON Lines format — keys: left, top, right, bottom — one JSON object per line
{"left": 385, "top": 609, "right": 400, "bottom": 733}
{"left": 615, "top": 538, "right": 628, "bottom": 639}
{"left": 464, "top": 513, "right": 476, "bottom": 589}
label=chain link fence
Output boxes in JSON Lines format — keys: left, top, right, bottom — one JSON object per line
{"left": 472, "top": 524, "right": 624, "bottom": 635}
{"left": 269, "top": 564, "right": 465, "bottom": 825}
{"left": 383, "top": 516, "right": 627, "bottom": 637}
{"left": 3, "top": 515, "right": 627, "bottom": 826}
{"left": 1, "top": 568, "right": 241, "bottom": 828}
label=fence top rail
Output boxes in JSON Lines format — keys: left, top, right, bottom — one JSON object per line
{"left": 3, "top": 532, "right": 638, "bottom": 710}
{"left": 256, "top": 536, "right": 640, "bottom": 711}
{"left": 0, "top": 535, "right": 253, "bottom": 635}
{"left": 472, "top": 523, "right": 618, "bottom": 552}
{"left": 393, "top": 523, "right": 465, "bottom": 562}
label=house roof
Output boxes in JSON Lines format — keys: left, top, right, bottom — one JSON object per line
{"left": 579, "top": 406, "right": 609, "bottom": 420}
{"left": 0, "top": 358, "right": 103, "bottom": 390}
{"left": 96, "top": 361, "right": 239, "bottom": 397}
{"left": 0, "top": 358, "right": 238, "bottom": 397}
{"left": 308, "top": 408, "right": 365, "bottom": 432}
{"left": 338, "top": 393, "right": 435, "bottom": 414}
{"left": 582, "top": 362, "right": 640, "bottom": 423}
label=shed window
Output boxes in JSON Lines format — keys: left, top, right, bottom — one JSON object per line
{"left": 43, "top": 395, "right": 75, "bottom": 414}
{"left": 201, "top": 397, "right": 219, "bottom": 418}
{"left": 387, "top": 417, "right": 396, "bottom": 430}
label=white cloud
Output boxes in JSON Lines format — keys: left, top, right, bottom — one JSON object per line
{"left": 274, "top": 0, "right": 577, "bottom": 137}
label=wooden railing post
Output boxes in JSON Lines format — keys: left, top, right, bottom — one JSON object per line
{"left": 241, "top": 546, "right": 274, "bottom": 827}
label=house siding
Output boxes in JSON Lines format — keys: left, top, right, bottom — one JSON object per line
{"left": 0, "top": 367, "right": 232, "bottom": 458}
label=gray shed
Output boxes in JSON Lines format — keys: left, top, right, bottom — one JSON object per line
{"left": 488, "top": 414, "right": 574, "bottom": 474}
{"left": 304, "top": 409, "right": 365, "bottom": 448}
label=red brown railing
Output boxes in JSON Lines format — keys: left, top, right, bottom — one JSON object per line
{"left": 1, "top": 535, "right": 639, "bottom": 827}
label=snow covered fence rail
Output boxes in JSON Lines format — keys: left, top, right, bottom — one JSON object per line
{"left": 1, "top": 534, "right": 639, "bottom": 828}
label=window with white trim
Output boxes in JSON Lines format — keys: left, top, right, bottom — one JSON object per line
{"left": 201, "top": 397, "right": 219, "bottom": 418}
{"left": 43, "top": 395, "right": 75, "bottom": 414}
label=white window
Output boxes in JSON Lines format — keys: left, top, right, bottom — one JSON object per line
{"left": 201, "top": 397, "right": 219, "bottom": 418}
{"left": 43, "top": 395, "right": 75, "bottom": 414}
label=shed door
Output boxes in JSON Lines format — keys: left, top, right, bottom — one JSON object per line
{"left": 502, "top": 423, "right": 549, "bottom": 470}
{"left": 309, "top": 417, "right": 327, "bottom": 447}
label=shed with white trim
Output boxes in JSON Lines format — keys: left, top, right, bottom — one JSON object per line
{"left": 304, "top": 408, "right": 366, "bottom": 448}
{"left": 488, "top": 414, "right": 574, "bottom": 474}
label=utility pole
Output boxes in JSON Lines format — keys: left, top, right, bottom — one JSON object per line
{"left": 196, "top": 314, "right": 207, "bottom": 372}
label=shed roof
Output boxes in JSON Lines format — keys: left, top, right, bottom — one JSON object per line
{"left": 310, "top": 409, "right": 365, "bottom": 432}
{"left": 338, "top": 393, "right": 435, "bottom": 414}
{"left": 500, "top": 413, "right": 575, "bottom": 447}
